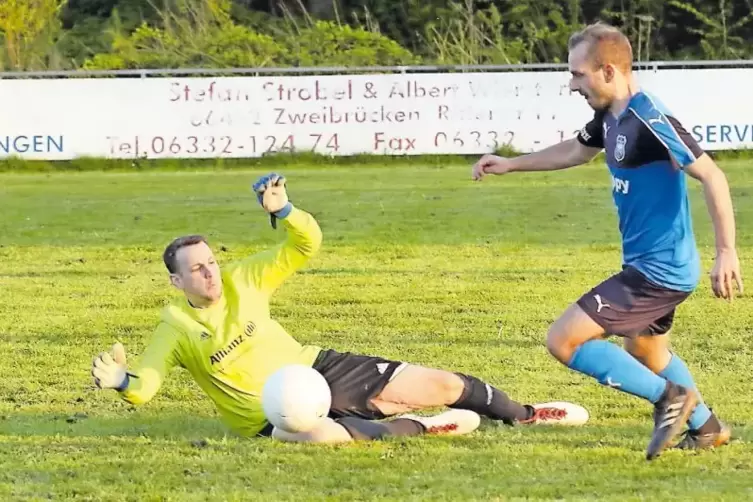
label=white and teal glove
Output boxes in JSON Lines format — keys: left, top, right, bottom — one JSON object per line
{"left": 252, "top": 173, "right": 292, "bottom": 229}
{"left": 91, "top": 342, "right": 130, "bottom": 392}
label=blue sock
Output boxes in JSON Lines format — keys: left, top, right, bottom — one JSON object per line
{"left": 658, "top": 353, "right": 711, "bottom": 430}
{"left": 568, "top": 340, "right": 667, "bottom": 403}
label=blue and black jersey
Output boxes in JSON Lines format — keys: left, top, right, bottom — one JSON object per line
{"left": 576, "top": 91, "right": 705, "bottom": 292}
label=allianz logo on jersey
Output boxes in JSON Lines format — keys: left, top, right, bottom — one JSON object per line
{"left": 209, "top": 321, "right": 257, "bottom": 365}
{"left": 611, "top": 175, "right": 630, "bottom": 194}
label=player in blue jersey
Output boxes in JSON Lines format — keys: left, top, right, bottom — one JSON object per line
{"left": 471, "top": 22, "right": 742, "bottom": 460}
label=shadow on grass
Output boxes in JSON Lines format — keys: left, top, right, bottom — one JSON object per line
{"left": 0, "top": 411, "right": 229, "bottom": 442}
{"left": 2, "top": 411, "right": 750, "bottom": 452}
{"left": 0, "top": 270, "right": 103, "bottom": 279}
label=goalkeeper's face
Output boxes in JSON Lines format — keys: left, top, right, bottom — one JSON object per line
{"left": 170, "top": 242, "right": 223, "bottom": 306}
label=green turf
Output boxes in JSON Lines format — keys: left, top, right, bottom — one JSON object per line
{"left": 1, "top": 161, "right": 752, "bottom": 501}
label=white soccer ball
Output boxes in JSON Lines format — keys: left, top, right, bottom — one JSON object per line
{"left": 262, "top": 364, "right": 332, "bottom": 433}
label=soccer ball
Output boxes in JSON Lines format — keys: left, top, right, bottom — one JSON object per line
{"left": 262, "top": 364, "right": 332, "bottom": 433}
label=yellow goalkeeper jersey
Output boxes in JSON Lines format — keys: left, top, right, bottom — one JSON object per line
{"left": 118, "top": 206, "right": 324, "bottom": 437}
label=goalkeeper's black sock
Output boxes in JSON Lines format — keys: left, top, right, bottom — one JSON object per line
{"left": 336, "top": 417, "right": 425, "bottom": 440}
{"left": 449, "top": 373, "right": 531, "bottom": 424}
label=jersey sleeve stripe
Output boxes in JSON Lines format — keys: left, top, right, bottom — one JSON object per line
{"left": 628, "top": 107, "right": 695, "bottom": 168}
{"left": 641, "top": 94, "right": 697, "bottom": 164}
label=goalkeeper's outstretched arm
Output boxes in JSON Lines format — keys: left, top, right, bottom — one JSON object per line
{"left": 92, "top": 323, "right": 180, "bottom": 405}
{"left": 236, "top": 173, "right": 323, "bottom": 297}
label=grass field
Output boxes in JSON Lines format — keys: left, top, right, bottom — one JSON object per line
{"left": 1, "top": 160, "right": 752, "bottom": 501}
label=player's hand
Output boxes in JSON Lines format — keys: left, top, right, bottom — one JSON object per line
{"left": 710, "top": 248, "right": 743, "bottom": 301}
{"left": 252, "top": 173, "right": 293, "bottom": 229}
{"left": 252, "top": 173, "right": 292, "bottom": 213}
{"left": 471, "top": 154, "right": 514, "bottom": 181}
{"left": 92, "top": 342, "right": 129, "bottom": 391}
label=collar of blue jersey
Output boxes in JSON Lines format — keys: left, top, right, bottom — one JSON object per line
{"left": 608, "top": 88, "right": 644, "bottom": 121}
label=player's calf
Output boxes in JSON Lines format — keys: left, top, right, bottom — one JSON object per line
{"left": 549, "top": 304, "right": 672, "bottom": 406}
{"left": 271, "top": 416, "right": 426, "bottom": 443}
{"left": 623, "top": 333, "right": 672, "bottom": 374}
{"left": 272, "top": 412, "right": 481, "bottom": 443}
{"left": 271, "top": 417, "right": 356, "bottom": 443}
{"left": 449, "top": 373, "right": 531, "bottom": 424}
{"left": 336, "top": 410, "right": 480, "bottom": 439}
{"left": 627, "top": 335, "right": 725, "bottom": 441}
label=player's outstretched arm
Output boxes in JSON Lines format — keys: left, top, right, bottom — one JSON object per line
{"left": 92, "top": 323, "right": 180, "bottom": 405}
{"left": 684, "top": 154, "right": 743, "bottom": 301}
{"left": 473, "top": 110, "right": 605, "bottom": 181}
{"left": 241, "top": 173, "right": 323, "bottom": 296}
{"left": 472, "top": 138, "right": 602, "bottom": 181}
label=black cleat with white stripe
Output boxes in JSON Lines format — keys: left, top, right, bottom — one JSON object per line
{"left": 646, "top": 382, "right": 698, "bottom": 461}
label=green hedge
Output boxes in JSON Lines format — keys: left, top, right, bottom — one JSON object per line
{"left": 82, "top": 7, "right": 419, "bottom": 70}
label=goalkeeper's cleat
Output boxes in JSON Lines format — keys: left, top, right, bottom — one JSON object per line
{"left": 646, "top": 382, "right": 698, "bottom": 460}
{"left": 518, "top": 402, "right": 590, "bottom": 426}
{"left": 400, "top": 409, "right": 481, "bottom": 436}
{"left": 674, "top": 422, "right": 732, "bottom": 451}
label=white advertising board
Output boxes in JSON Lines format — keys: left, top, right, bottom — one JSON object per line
{"left": 1, "top": 68, "right": 752, "bottom": 160}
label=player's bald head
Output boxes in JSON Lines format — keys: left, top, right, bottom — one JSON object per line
{"left": 568, "top": 22, "right": 633, "bottom": 75}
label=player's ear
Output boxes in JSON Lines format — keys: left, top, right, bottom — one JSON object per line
{"left": 602, "top": 64, "right": 615, "bottom": 83}
{"left": 169, "top": 273, "right": 182, "bottom": 290}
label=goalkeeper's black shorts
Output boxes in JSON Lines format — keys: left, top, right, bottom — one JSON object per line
{"left": 313, "top": 348, "right": 408, "bottom": 421}
{"left": 255, "top": 348, "right": 408, "bottom": 437}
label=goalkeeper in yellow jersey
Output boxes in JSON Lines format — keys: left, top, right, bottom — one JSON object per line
{"left": 91, "top": 173, "right": 588, "bottom": 443}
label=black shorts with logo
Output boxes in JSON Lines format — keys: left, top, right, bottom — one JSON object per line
{"left": 312, "top": 349, "right": 408, "bottom": 420}
{"left": 576, "top": 265, "right": 692, "bottom": 337}
{"left": 255, "top": 349, "right": 407, "bottom": 437}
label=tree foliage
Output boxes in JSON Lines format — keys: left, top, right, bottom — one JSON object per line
{"left": 1, "top": 0, "right": 752, "bottom": 71}
{"left": 0, "top": 0, "right": 68, "bottom": 69}
{"left": 81, "top": 0, "right": 417, "bottom": 69}
{"left": 82, "top": 0, "right": 285, "bottom": 69}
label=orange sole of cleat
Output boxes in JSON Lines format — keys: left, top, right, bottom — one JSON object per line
{"left": 713, "top": 427, "right": 732, "bottom": 447}
{"left": 426, "top": 423, "right": 459, "bottom": 434}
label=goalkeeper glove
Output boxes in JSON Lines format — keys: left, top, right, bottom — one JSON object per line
{"left": 92, "top": 342, "right": 130, "bottom": 392}
{"left": 252, "top": 173, "right": 292, "bottom": 229}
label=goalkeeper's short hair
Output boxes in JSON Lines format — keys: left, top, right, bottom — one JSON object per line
{"left": 163, "top": 235, "right": 208, "bottom": 273}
